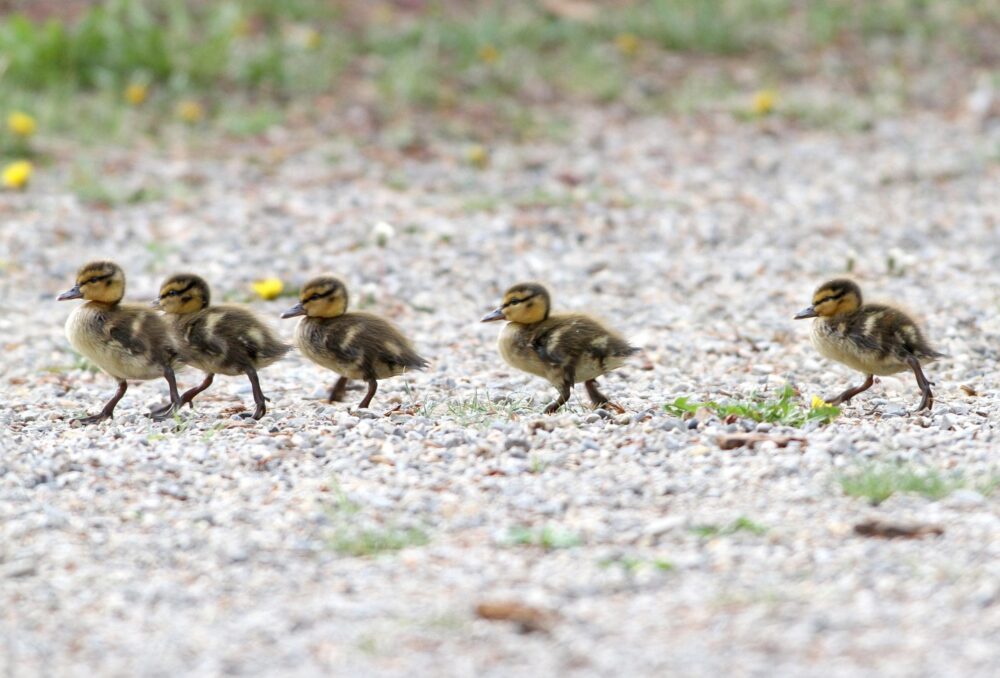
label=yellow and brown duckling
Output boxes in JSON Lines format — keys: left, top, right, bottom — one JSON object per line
{"left": 154, "top": 273, "right": 290, "bottom": 420}
{"left": 281, "top": 276, "right": 428, "bottom": 409}
{"left": 795, "top": 278, "right": 944, "bottom": 412}
{"left": 57, "top": 261, "right": 182, "bottom": 424}
{"left": 481, "top": 282, "right": 639, "bottom": 414}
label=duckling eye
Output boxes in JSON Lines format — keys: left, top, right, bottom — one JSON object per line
{"left": 86, "top": 276, "right": 101, "bottom": 285}
{"left": 166, "top": 290, "right": 179, "bottom": 297}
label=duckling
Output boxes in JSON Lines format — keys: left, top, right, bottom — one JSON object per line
{"left": 481, "top": 282, "right": 639, "bottom": 414}
{"left": 57, "top": 261, "right": 182, "bottom": 424}
{"left": 281, "top": 277, "right": 428, "bottom": 409}
{"left": 795, "top": 278, "right": 944, "bottom": 412}
{"left": 153, "top": 274, "right": 291, "bottom": 420}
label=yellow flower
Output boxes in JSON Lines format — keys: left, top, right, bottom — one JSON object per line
{"left": 7, "top": 111, "right": 37, "bottom": 137}
{"left": 615, "top": 32, "right": 640, "bottom": 57}
{"left": 176, "top": 100, "right": 205, "bottom": 123}
{"left": 251, "top": 278, "right": 284, "bottom": 300}
{"left": 751, "top": 89, "right": 778, "bottom": 116}
{"left": 125, "top": 83, "right": 149, "bottom": 105}
{"left": 2, "top": 160, "right": 32, "bottom": 189}
{"left": 478, "top": 44, "right": 500, "bottom": 64}
{"left": 465, "top": 144, "right": 490, "bottom": 169}
{"left": 304, "top": 27, "right": 321, "bottom": 50}
{"left": 811, "top": 395, "right": 831, "bottom": 410}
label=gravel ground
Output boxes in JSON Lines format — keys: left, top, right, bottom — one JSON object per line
{"left": 2, "top": 108, "right": 1000, "bottom": 677}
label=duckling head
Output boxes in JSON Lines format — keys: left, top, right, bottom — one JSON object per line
{"left": 281, "top": 276, "right": 347, "bottom": 319}
{"left": 57, "top": 261, "right": 125, "bottom": 305}
{"left": 795, "top": 278, "right": 862, "bottom": 319}
{"left": 156, "top": 273, "right": 210, "bottom": 314}
{"left": 481, "top": 282, "right": 550, "bottom": 324}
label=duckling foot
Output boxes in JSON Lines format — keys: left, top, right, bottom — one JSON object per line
{"left": 358, "top": 380, "right": 378, "bottom": 409}
{"left": 906, "top": 357, "right": 934, "bottom": 413}
{"left": 241, "top": 367, "right": 267, "bottom": 420}
{"left": 584, "top": 379, "right": 624, "bottom": 413}
{"left": 149, "top": 404, "right": 181, "bottom": 421}
{"left": 828, "top": 374, "right": 875, "bottom": 406}
{"left": 328, "top": 376, "right": 349, "bottom": 403}
{"left": 74, "top": 412, "right": 113, "bottom": 426}
{"left": 73, "top": 380, "right": 128, "bottom": 426}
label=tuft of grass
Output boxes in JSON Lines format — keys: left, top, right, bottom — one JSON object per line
{"left": 331, "top": 527, "right": 429, "bottom": 557}
{"left": 504, "top": 525, "right": 582, "bottom": 550}
{"left": 690, "top": 516, "right": 767, "bottom": 538}
{"left": 325, "top": 483, "right": 428, "bottom": 557}
{"left": 839, "top": 465, "right": 966, "bottom": 505}
{"left": 664, "top": 384, "right": 840, "bottom": 427}
{"left": 599, "top": 555, "right": 675, "bottom": 573}
{"left": 44, "top": 351, "right": 100, "bottom": 375}
{"left": 439, "top": 390, "right": 536, "bottom": 427}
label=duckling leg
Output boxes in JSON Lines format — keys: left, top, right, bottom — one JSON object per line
{"left": 150, "top": 367, "right": 183, "bottom": 421}
{"left": 828, "top": 374, "right": 874, "bottom": 406}
{"left": 358, "top": 379, "right": 378, "bottom": 409}
{"left": 150, "top": 373, "right": 215, "bottom": 418}
{"left": 243, "top": 367, "right": 267, "bottom": 420}
{"left": 584, "top": 379, "right": 625, "bottom": 414}
{"left": 181, "top": 373, "right": 215, "bottom": 407}
{"left": 76, "top": 379, "right": 128, "bottom": 425}
{"left": 543, "top": 368, "right": 574, "bottom": 414}
{"left": 328, "top": 376, "right": 349, "bottom": 403}
{"left": 906, "top": 356, "right": 934, "bottom": 412}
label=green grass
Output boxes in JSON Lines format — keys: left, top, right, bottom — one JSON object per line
{"left": 331, "top": 527, "right": 429, "bottom": 557}
{"left": 839, "top": 465, "right": 969, "bottom": 505}
{"left": 437, "top": 390, "right": 538, "bottom": 427}
{"left": 504, "top": 525, "right": 582, "bottom": 550}
{"left": 44, "top": 351, "right": 100, "bottom": 374}
{"left": 599, "top": 555, "right": 675, "bottom": 573}
{"left": 1, "top": 0, "right": 995, "bottom": 143}
{"left": 664, "top": 384, "right": 840, "bottom": 427}
{"left": 690, "top": 516, "right": 768, "bottom": 538}
{"left": 325, "top": 484, "right": 429, "bottom": 557}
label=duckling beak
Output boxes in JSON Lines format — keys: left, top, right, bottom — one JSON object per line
{"left": 281, "top": 302, "right": 306, "bottom": 319}
{"left": 57, "top": 285, "right": 82, "bottom": 301}
{"left": 480, "top": 308, "right": 505, "bottom": 322}
{"left": 150, "top": 298, "right": 162, "bottom": 310}
{"left": 794, "top": 306, "right": 818, "bottom": 319}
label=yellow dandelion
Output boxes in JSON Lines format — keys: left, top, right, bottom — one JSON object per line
{"left": 751, "top": 89, "right": 778, "bottom": 116}
{"left": 2, "top": 160, "right": 33, "bottom": 190}
{"left": 125, "top": 83, "right": 149, "bottom": 106}
{"left": 176, "top": 100, "right": 205, "bottom": 123}
{"left": 811, "top": 395, "right": 831, "bottom": 410}
{"left": 478, "top": 44, "right": 500, "bottom": 64}
{"left": 465, "top": 144, "right": 490, "bottom": 169}
{"left": 251, "top": 278, "right": 284, "bottom": 301}
{"left": 614, "top": 32, "right": 640, "bottom": 57}
{"left": 304, "top": 27, "right": 321, "bottom": 50}
{"left": 372, "top": 3, "right": 394, "bottom": 24}
{"left": 7, "top": 111, "right": 37, "bottom": 137}
{"left": 234, "top": 17, "right": 252, "bottom": 37}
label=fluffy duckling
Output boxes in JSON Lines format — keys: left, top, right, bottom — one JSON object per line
{"left": 481, "top": 282, "right": 638, "bottom": 414}
{"left": 57, "top": 261, "right": 182, "bottom": 424}
{"left": 795, "top": 278, "right": 944, "bottom": 412}
{"left": 154, "top": 274, "right": 290, "bottom": 420}
{"left": 281, "top": 277, "right": 428, "bottom": 409}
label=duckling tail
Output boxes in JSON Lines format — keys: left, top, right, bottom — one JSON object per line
{"left": 399, "top": 348, "right": 429, "bottom": 372}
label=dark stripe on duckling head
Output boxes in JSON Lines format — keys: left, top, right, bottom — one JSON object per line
{"left": 160, "top": 274, "right": 210, "bottom": 308}
{"left": 502, "top": 293, "right": 538, "bottom": 308}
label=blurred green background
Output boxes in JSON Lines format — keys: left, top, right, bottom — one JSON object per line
{"left": 0, "top": 0, "right": 997, "bottom": 152}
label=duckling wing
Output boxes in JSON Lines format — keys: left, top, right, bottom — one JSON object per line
{"left": 530, "top": 314, "right": 637, "bottom": 368}
{"left": 106, "top": 306, "right": 178, "bottom": 370}
{"left": 342, "top": 314, "right": 428, "bottom": 378}
{"left": 218, "top": 306, "right": 291, "bottom": 368}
